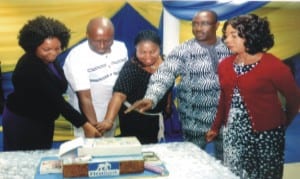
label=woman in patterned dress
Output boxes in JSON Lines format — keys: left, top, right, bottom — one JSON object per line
{"left": 206, "top": 14, "right": 300, "bottom": 179}
{"left": 98, "top": 30, "right": 172, "bottom": 144}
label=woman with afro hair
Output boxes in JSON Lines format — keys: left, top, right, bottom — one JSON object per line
{"left": 206, "top": 14, "right": 300, "bottom": 178}
{"left": 2, "top": 16, "right": 100, "bottom": 151}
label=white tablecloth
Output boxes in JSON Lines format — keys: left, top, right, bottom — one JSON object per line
{"left": 0, "top": 142, "right": 238, "bottom": 179}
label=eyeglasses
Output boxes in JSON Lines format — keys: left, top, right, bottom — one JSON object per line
{"left": 192, "top": 21, "right": 215, "bottom": 28}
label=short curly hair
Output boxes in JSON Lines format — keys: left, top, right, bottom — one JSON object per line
{"left": 18, "top": 16, "right": 71, "bottom": 53}
{"left": 222, "top": 14, "right": 274, "bottom": 55}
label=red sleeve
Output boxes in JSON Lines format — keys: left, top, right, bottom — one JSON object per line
{"left": 210, "top": 58, "right": 232, "bottom": 133}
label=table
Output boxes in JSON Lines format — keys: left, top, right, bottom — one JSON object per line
{"left": 0, "top": 142, "right": 238, "bottom": 179}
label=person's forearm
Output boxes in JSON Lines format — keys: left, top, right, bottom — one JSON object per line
{"left": 80, "top": 101, "right": 98, "bottom": 125}
{"left": 145, "top": 60, "right": 177, "bottom": 107}
{"left": 104, "top": 92, "right": 126, "bottom": 123}
{"left": 77, "top": 90, "right": 98, "bottom": 125}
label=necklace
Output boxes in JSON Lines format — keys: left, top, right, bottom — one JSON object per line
{"left": 235, "top": 53, "right": 262, "bottom": 66}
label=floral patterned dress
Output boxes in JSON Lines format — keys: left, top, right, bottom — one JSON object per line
{"left": 223, "top": 62, "right": 285, "bottom": 179}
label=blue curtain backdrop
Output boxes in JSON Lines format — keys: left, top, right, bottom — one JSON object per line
{"left": 162, "top": 0, "right": 269, "bottom": 20}
{"left": 58, "top": 1, "right": 270, "bottom": 64}
{"left": 112, "top": 3, "right": 158, "bottom": 58}
{"left": 158, "top": 1, "right": 270, "bottom": 61}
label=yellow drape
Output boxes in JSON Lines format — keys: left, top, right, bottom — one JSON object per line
{"left": 0, "top": 0, "right": 163, "bottom": 72}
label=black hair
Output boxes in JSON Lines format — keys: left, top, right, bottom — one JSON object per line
{"left": 134, "top": 30, "right": 161, "bottom": 47}
{"left": 131, "top": 29, "right": 163, "bottom": 63}
{"left": 222, "top": 14, "right": 274, "bottom": 54}
{"left": 194, "top": 10, "right": 218, "bottom": 23}
{"left": 18, "top": 16, "right": 71, "bottom": 53}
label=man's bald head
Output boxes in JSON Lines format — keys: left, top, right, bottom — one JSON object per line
{"left": 86, "top": 17, "right": 115, "bottom": 54}
{"left": 86, "top": 17, "right": 114, "bottom": 35}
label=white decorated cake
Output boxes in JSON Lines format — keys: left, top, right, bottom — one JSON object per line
{"left": 77, "top": 136, "right": 142, "bottom": 157}
{"left": 57, "top": 136, "right": 145, "bottom": 178}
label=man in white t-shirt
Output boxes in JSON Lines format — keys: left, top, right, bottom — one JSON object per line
{"left": 63, "top": 17, "right": 128, "bottom": 137}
